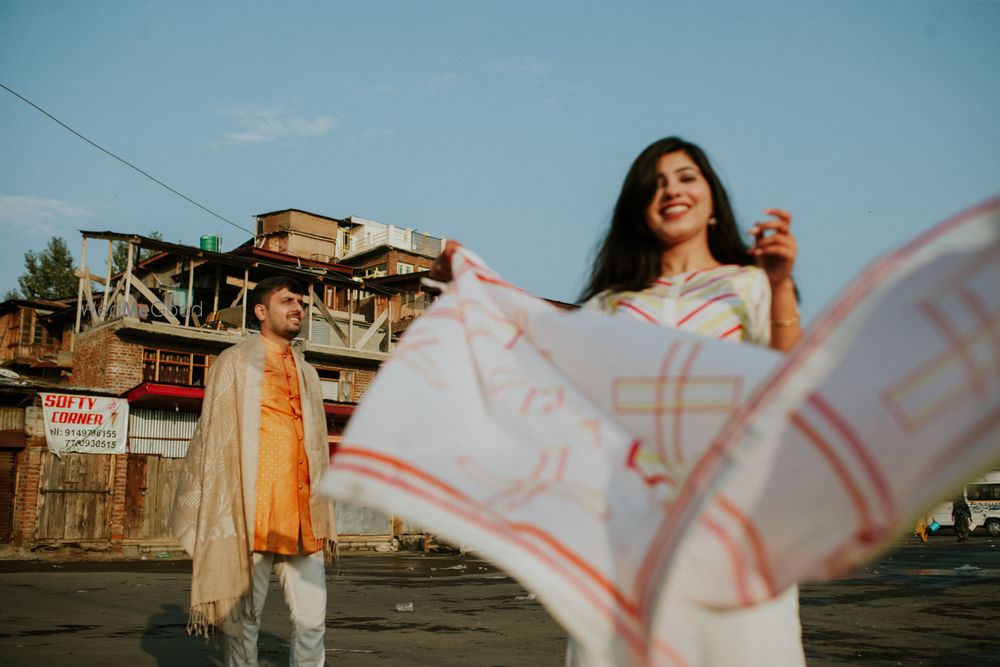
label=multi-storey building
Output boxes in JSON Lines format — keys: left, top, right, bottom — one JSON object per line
{"left": 0, "top": 298, "right": 75, "bottom": 383}
{"left": 1, "top": 209, "right": 445, "bottom": 555}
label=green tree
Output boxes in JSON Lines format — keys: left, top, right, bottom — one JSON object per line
{"left": 16, "top": 236, "right": 78, "bottom": 300}
{"left": 112, "top": 230, "right": 164, "bottom": 273}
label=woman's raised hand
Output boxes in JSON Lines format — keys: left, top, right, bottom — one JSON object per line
{"left": 749, "top": 209, "right": 797, "bottom": 288}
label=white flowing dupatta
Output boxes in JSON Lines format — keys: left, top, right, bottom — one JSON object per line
{"left": 320, "top": 198, "right": 1000, "bottom": 666}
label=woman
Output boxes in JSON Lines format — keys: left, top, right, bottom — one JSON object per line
{"left": 430, "top": 136, "right": 806, "bottom": 665}
{"left": 578, "top": 137, "right": 805, "bottom": 666}
{"left": 580, "top": 136, "right": 801, "bottom": 352}
{"left": 433, "top": 136, "right": 801, "bottom": 349}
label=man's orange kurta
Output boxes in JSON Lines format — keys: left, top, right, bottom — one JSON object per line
{"left": 254, "top": 335, "right": 322, "bottom": 555}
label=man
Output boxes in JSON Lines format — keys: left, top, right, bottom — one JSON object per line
{"left": 173, "top": 276, "right": 336, "bottom": 666}
{"left": 952, "top": 497, "right": 972, "bottom": 542}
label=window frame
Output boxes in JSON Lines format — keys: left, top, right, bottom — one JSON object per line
{"left": 968, "top": 483, "right": 1000, "bottom": 502}
{"left": 142, "top": 347, "right": 211, "bottom": 387}
{"left": 315, "top": 366, "right": 356, "bottom": 402}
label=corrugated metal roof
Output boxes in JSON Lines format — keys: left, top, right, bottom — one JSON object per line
{"left": 128, "top": 408, "right": 197, "bottom": 458}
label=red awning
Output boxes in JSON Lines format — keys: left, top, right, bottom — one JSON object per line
{"left": 125, "top": 382, "right": 205, "bottom": 412}
{"left": 324, "top": 403, "right": 354, "bottom": 419}
{"left": 125, "top": 381, "right": 355, "bottom": 419}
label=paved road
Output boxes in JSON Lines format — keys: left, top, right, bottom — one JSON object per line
{"left": 800, "top": 536, "right": 999, "bottom": 666}
{"left": 0, "top": 535, "right": 997, "bottom": 666}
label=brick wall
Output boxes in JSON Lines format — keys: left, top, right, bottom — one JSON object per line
{"left": 61, "top": 327, "right": 74, "bottom": 353}
{"left": 11, "top": 407, "right": 45, "bottom": 546}
{"left": 70, "top": 327, "right": 143, "bottom": 393}
{"left": 386, "top": 249, "right": 435, "bottom": 274}
{"left": 353, "top": 368, "right": 376, "bottom": 400}
{"left": 108, "top": 453, "right": 129, "bottom": 551}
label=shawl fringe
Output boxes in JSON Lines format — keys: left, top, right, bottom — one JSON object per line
{"left": 186, "top": 595, "right": 253, "bottom": 638}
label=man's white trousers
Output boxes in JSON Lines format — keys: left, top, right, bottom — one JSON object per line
{"left": 224, "top": 550, "right": 327, "bottom": 666}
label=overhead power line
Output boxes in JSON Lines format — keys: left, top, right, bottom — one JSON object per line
{"left": 1, "top": 82, "right": 255, "bottom": 237}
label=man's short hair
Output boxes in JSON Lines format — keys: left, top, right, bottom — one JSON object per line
{"left": 251, "top": 275, "right": 305, "bottom": 310}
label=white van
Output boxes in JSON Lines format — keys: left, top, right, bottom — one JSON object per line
{"left": 930, "top": 470, "right": 1000, "bottom": 537}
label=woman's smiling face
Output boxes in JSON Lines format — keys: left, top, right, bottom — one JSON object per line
{"left": 644, "top": 150, "right": 715, "bottom": 251}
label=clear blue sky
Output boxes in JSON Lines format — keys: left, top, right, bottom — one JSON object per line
{"left": 2, "top": 1, "right": 998, "bottom": 321}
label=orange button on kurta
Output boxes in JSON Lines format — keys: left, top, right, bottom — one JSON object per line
{"left": 254, "top": 336, "right": 321, "bottom": 555}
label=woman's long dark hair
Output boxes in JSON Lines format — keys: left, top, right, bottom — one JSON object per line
{"left": 580, "top": 137, "right": 753, "bottom": 302}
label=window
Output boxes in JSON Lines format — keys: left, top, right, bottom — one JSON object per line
{"left": 33, "top": 319, "right": 47, "bottom": 345}
{"left": 400, "top": 291, "right": 430, "bottom": 309}
{"left": 968, "top": 483, "right": 1000, "bottom": 502}
{"left": 397, "top": 262, "right": 414, "bottom": 274}
{"left": 19, "top": 311, "right": 33, "bottom": 346}
{"left": 143, "top": 348, "right": 210, "bottom": 386}
{"left": 360, "top": 263, "right": 387, "bottom": 279}
{"left": 351, "top": 289, "right": 374, "bottom": 301}
{"left": 17, "top": 310, "right": 51, "bottom": 347}
{"left": 316, "top": 367, "right": 356, "bottom": 402}
{"left": 338, "top": 229, "right": 352, "bottom": 257}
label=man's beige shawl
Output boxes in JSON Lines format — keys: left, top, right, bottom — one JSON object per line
{"left": 172, "top": 334, "right": 336, "bottom": 633}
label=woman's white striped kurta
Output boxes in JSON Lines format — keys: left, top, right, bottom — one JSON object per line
{"left": 582, "top": 264, "right": 806, "bottom": 667}
{"left": 584, "top": 265, "right": 772, "bottom": 346}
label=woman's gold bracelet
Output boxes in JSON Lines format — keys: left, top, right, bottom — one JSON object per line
{"left": 771, "top": 317, "right": 800, "bottom": 328}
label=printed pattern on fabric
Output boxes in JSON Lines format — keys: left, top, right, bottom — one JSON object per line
{"left": 321, "top": 198, "right": 1000, "bottom": 666}
{"left": 585, "top": 265, "right": 771, "bottom": 345}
